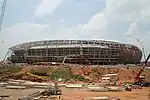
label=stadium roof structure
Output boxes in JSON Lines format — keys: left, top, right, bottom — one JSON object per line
{"left": 8, "top": 40, "right": 142, "bottom": 65}
{"left": 9, "top": 40, "right": 129, "bottom": 51}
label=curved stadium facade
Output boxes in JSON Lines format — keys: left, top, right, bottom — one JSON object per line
{"left": 8, "top": 40, "right": 142, "bottom": 65}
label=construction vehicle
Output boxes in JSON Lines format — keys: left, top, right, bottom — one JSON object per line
{"left": 134, "top": 53, "right": 150, "bottom": 87}
{"left": 25, "top": 71, "right": 46, "bottom": 82}
{"left": 125, "top": 84, "right": 132, "bottom": 91}
{"left": 22, "top": 66, "right": 62, "bottom": 95}
{"left": 124, "top": 54, "right": 150, "bottom": 91}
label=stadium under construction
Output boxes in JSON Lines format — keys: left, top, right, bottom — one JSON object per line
{"left": 7, "top": 40, "right": 142, "bottom": 65}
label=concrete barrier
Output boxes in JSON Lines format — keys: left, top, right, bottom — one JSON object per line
{"left": 31, "top": 85, "right": 48, "bottom": 89}
{"left": 9, "top": 79, "right": 25, "bottom": 83}
{"left": 58, "top": 83, "right": 66, "bottom": 87}
{"left": 87, "top": 86, "right": 108, "bottom": 92}
{"left": 8, "top": 81, "right": 20, "bottom": 84}
{"left": 0, "top": 82, "right": 8, "bottom": 87}
{"left": 5, "top": 86, "right": 26, "bottom": 89}
{"left": 85, "top": 84, "right": 100, "bottom": 87}
{"left": 107, "top": 86, "right": 123, "bottom": 91}
{"left": 66, "top": 84, "right": 83, "bottom": 88}
{"left": 21, "top": 81, "right": 36, "bottom": 86}
{"left": 84, "top": 96, "right": 109, "bottom": 100}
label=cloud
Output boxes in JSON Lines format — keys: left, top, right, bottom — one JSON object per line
{"left": 81, "top": 13, "right": 106, "bottom": 31}
{"left": 34, "top": 0, "right": 63, "bottom": 17}
{"left": 0, "top": 22, "right": 50, "bottom": 59}
{"left": 104, "top": 0, "right": 150, "bottom": 57}
{"left": 0, "top": 12, "right": 107, "bottom": 59}
{"left": 105, "top": 0, "right": 150, "bottom": 22}
{"left": 81, "top": 13, "right": 107, "bottom": 39}
{"left": 2, "top": 0, "right": 150, "bottom": 61}
{"left": 125, "top": 22, "right": 138, "bottom": 36}
{"left": 125, "top": 21, "right": 150, "bottom": 60}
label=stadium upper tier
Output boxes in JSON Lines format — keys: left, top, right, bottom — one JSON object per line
{"left": 8, "top": 40, "right": 142, "bottom": 65}
{"left": 9, "top": 40, "right": 122, "bottom": 51}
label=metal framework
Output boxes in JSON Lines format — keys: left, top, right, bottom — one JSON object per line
{"left": 0, "top": 0, "right": 7, "bottom": 32}
{"left": 8, "top": 40, "right": 142, "bottom": 65}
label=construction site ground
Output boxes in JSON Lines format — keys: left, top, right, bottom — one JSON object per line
{"left": 0, "top": 64, "right": 150, "bottom": 100}
{"left": 8, "top": 64, "right": 150, "bottom": 84}
{"left": 0, "top": 87, "right": 150, "bottom": 100}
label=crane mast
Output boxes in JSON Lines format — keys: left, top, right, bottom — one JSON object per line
{"left": 0, "top": 0, "right": 7, "bottom": 32}
{"left": 135, "top": 54, "right": 150, "bottom": 80}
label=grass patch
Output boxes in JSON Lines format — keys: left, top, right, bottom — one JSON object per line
{"left": 29, "top": 67, "right": 52, "bottom": 76}
{"left": 72, "top": 75, "right": 89, "bottom": 82}
{"left": 6, "top": 67, "right": 22, "bottom": 73}
{"left": 49, "top": 68, "right": 89, "bottom": 82}
{"left": 50, "top": 68, "right": 72, "bottom": 80}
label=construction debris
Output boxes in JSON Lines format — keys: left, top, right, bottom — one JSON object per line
{"left": 87, "top": 86, "right": 108, "bottom": 92}
{"left": 18, "top": 91, "right": 44, "bottom": 100}
{"left": 0, "top": 62, "right": 150, "bottom": 100}
{"left": 66, "top": 84, "right": 83, "bottom": 88}
{"left": 0, "top": 82, "right": 8, "bottom": 87}
{"left": 0, "top": 95, "right": 10, "bottom": 97}
{"left": 5, "top": 86, "right": 26, "bottom": 89}
{"left": 18, "top": 84, "right": 61, "bottom": 100}
{"left": 107, "top": 86, "right": 124, "bottom": 91}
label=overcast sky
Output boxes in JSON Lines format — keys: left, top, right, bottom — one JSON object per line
{"left": 0, "top": 0, "right": 150, "bottom": 60}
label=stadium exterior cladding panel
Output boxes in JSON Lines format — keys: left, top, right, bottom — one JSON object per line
{"left": 8, "top": 40, "right": 142, "bottom": 65}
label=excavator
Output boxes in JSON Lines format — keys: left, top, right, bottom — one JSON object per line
{"left": 23, "top": 65, "right": 62, "bottom": 95}
{"left": 133, "top": 53, "right": 150, "bottom": 87}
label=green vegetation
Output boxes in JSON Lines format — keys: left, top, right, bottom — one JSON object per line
{"left": 49, "top": 68, "right": 89, "bottom": 82}
{"left": 29, "top": 67, "right": 52, "bottom": 76}
{"left": 6, "top": 66, "right": 22, "bottom": 73}
{"left": 72, "top": 75, "right": 89, "bottom": 82}
{"left": 50, "top": 68, "right": 72, "bottom": 80}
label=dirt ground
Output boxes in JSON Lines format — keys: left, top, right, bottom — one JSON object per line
{"left": 12, "top": 65, "right": 150, "bottom": 83}
{"left": 61, "top": 87, "right": 150, "bottom": 100}
{"left": 0, "top": 65, "right": 150, "bottom": 100}
{"left": 0, "top": 87, "right": 150, "bottom": 100}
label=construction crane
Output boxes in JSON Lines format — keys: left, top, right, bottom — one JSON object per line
{"left": 0, "top": 0, "right": 8, "bottom": 63}
{"left": 134, "top": 53, "right": 150, "bottom": 86}
{"left": 126, "top": 35, "right": 146, "bottom": 61}
{"left": 0, "top": 0, "right": 7, "bottom": 32}
{"left": 80, "top": 55, "right": 92, "bottom": 75}
{"left": 124, "top": 53, "right": 150, "bottom": 91}
{"left": 0, "top": 0, "right": 7, "bottom": 43}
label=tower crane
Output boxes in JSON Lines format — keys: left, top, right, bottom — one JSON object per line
{"left": 134, "top": 53, "right": 150, "bottom": 86}
{"left": 0, "top": 0, "right": 7, "bottom": 32}
{"left": 0, "top": 0, "right": 7, "bottom": 62}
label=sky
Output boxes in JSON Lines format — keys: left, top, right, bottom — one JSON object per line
{"left": 0, "top": 0, "right": 150, "bottom": 60}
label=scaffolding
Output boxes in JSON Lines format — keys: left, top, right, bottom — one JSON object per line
{"left": 7, "top": 40, "right": 142, "bottom": 65}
